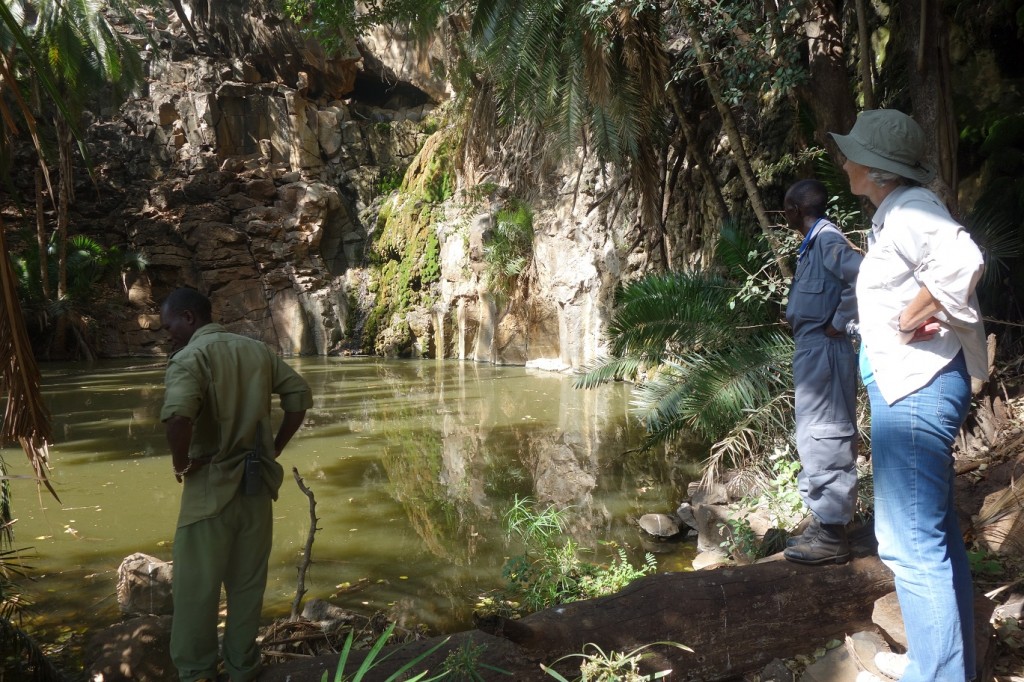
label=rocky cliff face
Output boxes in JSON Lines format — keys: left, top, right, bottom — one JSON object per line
{"left": 70, "top": 6, "right": 649, "bottom": 367}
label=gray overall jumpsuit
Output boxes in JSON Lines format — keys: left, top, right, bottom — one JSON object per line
{"left": 785, "top": 220, "right": 863, "bottom": 525}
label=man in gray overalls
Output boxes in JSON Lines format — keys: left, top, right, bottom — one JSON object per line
{"left": 782, "top": 179, "right": 863, "bottom": 565}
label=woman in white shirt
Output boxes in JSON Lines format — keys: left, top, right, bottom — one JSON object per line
{"left": 830, "top": 109, "right": 987, "bottom": 682}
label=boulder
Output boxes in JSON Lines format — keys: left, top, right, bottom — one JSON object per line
{"left": 692, "top": 549, "right": 730, "bottom": 570}
{"left": 638, "top": 513, "right": 682, "bottom": 538}
{"left": 676, "top": 501, "right": 698, "bottom": 532}
{"left": 692, "top": 503, "right": 775, "bottom": 562}
{"left": 85, "top": 614, "right": 175, "bottom": 682}
{"left": 116, "top": 553, "right": 174, "bottom": 616}
{"left": 870, "top": 591, "right": 906, "bottom": 648}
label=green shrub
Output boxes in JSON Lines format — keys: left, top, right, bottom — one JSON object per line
{"left": 375, "top": 167, "right": 405, "bottom": 196}
{"left": 483, "top": 200, "right": 534, "bottom": 302}
{"left": 718, "top": 516, "right": 761, "bottom": 561}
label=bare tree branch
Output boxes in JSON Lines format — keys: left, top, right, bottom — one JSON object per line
{"left": 290, "top": 467, "right": 319, "bottom": 621}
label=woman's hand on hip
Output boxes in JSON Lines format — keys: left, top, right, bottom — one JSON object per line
{"left": 898, "top": 316, "right": 941, "bottom": 344}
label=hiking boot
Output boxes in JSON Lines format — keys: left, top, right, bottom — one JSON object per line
{"left": 783, "top": 522, "right": 850, "bottom": 565}
{"left": 786, "top": 516, "right": 820, "bottom": 548}
{"left": 874, "top": 651, "right": 908, "bottom": 679}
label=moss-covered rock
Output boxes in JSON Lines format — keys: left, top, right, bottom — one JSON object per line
{"left": 362, "top": 129, "right": 456, "bottom": 355}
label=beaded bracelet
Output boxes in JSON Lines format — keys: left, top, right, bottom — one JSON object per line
{"left": 173, "top": 460, "right": 193, "bottom": 477}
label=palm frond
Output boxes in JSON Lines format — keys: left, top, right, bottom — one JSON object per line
{"left": 0, "top": 222, "right": 57, "bottom": 506}
{"left": 0, "top": 615, "right": 64, "bottom": 682}
{"left": 471, "top": 0, "right": 667, "bottom": 220}
{"left": 964, "top": 204, "right": 1024, "bottom": 289}
{"left": 34, "top": 0, "right": 144, "bottom": 101}
{"left": 557, "top": 37, "right": 587, "bottom": 153}
{"left": 702, "top": 390, "right": 796, "bottom": 487}
{"left": 630, "top": 331, "right": 793, "bottom": 449}
{"left": 713, "top": 218, "right": 772, "bottom": 280}
{"left": 0, "top": 5, "right": 58, "bottom": 204}
{"left": 605, "top": 270, "right": 743, "bottom": 356}
{"left": 575, "top": 355, "right": 651, "bottom": 388}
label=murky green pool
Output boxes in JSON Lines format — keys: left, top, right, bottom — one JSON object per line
{"left": 5, "top": 358, "right": 702, "bottom": 637}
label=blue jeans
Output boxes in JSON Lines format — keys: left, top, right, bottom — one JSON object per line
{"left": 867, "top": 352, "right": 974, "bottom": 682}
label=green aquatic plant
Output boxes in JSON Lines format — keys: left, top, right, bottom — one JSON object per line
{"left": 498, "top": 496, "right": 656, "bottom": 613}
{"left": 541, "top": 641, "right": 692, "bottom": 682}
{"left": 440, "top": 640, "right": 513, "bottom": 680}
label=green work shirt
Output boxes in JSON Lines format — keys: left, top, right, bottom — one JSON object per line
{"left": 160, "top": 323, "right": 313, "bottom": 528}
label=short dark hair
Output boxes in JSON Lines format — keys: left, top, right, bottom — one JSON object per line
{"left": 162, "top": 287, "right": 212, "bottom": 322}
{"left": 785, "top": 179, "right": 828, "bottom": 219}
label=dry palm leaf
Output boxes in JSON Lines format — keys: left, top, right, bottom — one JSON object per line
{"left": 0, "top": 219, "right": 58, "bottom": 503}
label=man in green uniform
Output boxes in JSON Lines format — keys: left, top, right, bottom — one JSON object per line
{"left": 160, "top": 288, "right": 313, "bottom": 682}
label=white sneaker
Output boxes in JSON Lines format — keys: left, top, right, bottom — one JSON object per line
{"left": 874, "top": 651, "right": 909, "bottom": 680}
{"left": 856, "top": 672, "right": 884, "bottom": 682}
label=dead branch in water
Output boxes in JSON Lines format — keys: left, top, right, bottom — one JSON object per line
{"left": 290, "top": 467, "right": 319, "bottom": 621}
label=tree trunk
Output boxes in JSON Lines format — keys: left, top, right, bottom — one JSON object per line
{"left": 52, "top": 116, "right": 75, "bottom": 356}
{"left": 478, "top": 555, "right": 895, "bottom": 680}
{"left": 666, "top": 87, "right": 730, "bottom": 226}
{"left": 35, "top": 166, "right": 49, "bottom": 301}
{"left": 799, "top": 0, "right": 858, "bottom": 157}
{"left": 899, "top": 0, "right": 958, "bottom": 211}
{"left": 55, "top": 117, "right": 74, "bottom": 302}
{"left": 679, "top": 4, "right": 791, "bottom": 277}
{"left": 167, "top": 0, "right": 203, "bottom": 50}
{"left": 260, "top": 555, "right": 896, "bottom": 682}
{"left": 854, "top": 0, "right": 876, "bottom": 109}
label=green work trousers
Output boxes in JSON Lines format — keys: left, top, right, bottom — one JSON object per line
{"left": 170, "top": 490, "right": 273, "bottom": 682}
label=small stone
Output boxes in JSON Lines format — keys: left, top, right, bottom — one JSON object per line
{"left": 799, "top": 644, "right": 856, "bottom": 681}
{"left": 761, "top": 658, "right": 795, "bottom": 682}
{"left": 691, "top": 549, "right": 730, "bottom": 570}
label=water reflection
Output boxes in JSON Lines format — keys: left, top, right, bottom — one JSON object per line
{"left": 8, "top": 358, "right": 703, "bottom": 636}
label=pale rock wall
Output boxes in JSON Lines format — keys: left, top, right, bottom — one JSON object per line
{"left": 433, "top": 154, "right": 646, "bottom": 369}
{"left": 92, "top": 9, "right": 646, "bottom": 367}
{"left": 100, "top": 13, "right": 432, "bottom": 357}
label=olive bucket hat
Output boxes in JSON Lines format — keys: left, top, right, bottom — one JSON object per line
{"left": 829, "top": 109, "right": 936, "bottom": 184}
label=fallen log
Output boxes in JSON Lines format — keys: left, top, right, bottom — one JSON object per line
{"left": 478, "top": 553, "right": 895, "bottom": 680}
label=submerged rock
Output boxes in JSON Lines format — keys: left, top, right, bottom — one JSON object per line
{"left": 638, "top": 513, "right": 682, "bottom": 538}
